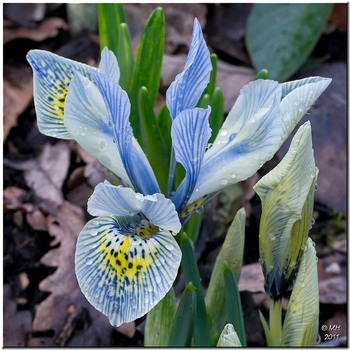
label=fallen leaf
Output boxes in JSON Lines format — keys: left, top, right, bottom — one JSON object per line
{"left": 4, "top": 17, "right": 68, "bottom": 44}
{"left": 238, "top": 262, "right": 265, "bottom": 293}
{"left": 3, "top": 284, "right": 32, "bottom": 346}
{"left": 32, "top": 201, "right": 114, "bottom": 346}
{"left": 3, "top": 64, "right": 33, "bottom": 140}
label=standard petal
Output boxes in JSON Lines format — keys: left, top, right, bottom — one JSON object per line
{"left": 280, "top": 76, "right": 331, "bottom": 139}
{"left": 171, "top": 107, "right": 212, "bottom": 211}
{"left": 141, "top": 193, "right": 181, "bottom": 234}
{"left": 88, "top": 182, "right": 141, "bottom": 216}
{"left": 166, "top": 18, "right": 212, "bottom": 119}
{"left": 26, "top": 50, "right": 98, "bottom": 139}
{"left": 90, "top": 70, "right": 160, "bottom": 195}
{"left": 188, "top": 80, "right": 282, "bottom": 203}
{"left": 64, "top": 73, "right": 131, "bottom": 186}
{"left": 99, "top": 47, "right": 120, "bottom": 83}
{"left": 75, "top": 215, "right": 182, "bottom": 327}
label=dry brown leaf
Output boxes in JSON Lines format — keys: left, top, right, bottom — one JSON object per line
{"left": 3, "top": 187, "right": 31, "bottom": 211}
{"left": 238, "top": 262, "right": 265, "bottom": 293}
{"left": 3, "top": 284, "right": 32, "bottom": 346}
{"left": 161, "top": 54, "right": 255, "bottom": 113}
{"left": 4, "top": 141, "right": 70, "bottom": 208}
{"left": 3, "top": 65, "right": 33, "bottom": 140}
{"left": 4, "top": 17, "right": 68, "bottom": 44}
{"left": 26, "top": 209, "right": 48, "bottom": 231}
{"left": 32, "top": 201, "right": 114, "bottom": 346}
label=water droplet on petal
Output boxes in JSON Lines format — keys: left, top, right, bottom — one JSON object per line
{"left": 90, "top": 231, "right": 98, "bottom": 236}
{"left": 81, "top": 126, "right": 87, "bottom": 136}
{"left": 99, "top": 140, "right": 106, "bottom": 150}
{"left": 301, "top": 245, "right": 307, "bottom": 251}
{"left": 280, "top": 204, "right": 290, "bottom": 213}
{"left": 219, "top": 128, "right": 228, "bottom": 137}
{"left": 314, "top": 183, "right": 319, "bottom": 191}
{"left": 230, "top": 173, "right": 236, "bottom": 179}
{"left": 220, "top": 178, "right": 228, "bottom": 185}
{"left": 298, "top": 103, "right": 305, "bottom": 113}
{"left": 165, "top": 243, "right": 174, "bottom": 251}
{"left": 268, "top": 233, "right": 276, "bottom": 241}
{"left": 155, "top": 276, "right": 162, "bottom": 284}
{"left": 86, "top": 258, "right": 94, "bottom": 265}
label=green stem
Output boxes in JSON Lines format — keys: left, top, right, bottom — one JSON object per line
{"left": 269, "top": 297, "right": 282, "bottom": 346}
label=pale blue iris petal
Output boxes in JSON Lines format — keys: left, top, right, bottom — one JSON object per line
{"left": 26, "top": 50, "right": 98, "bottom": 139}
{"left": 166, "top": 18, "right": 212, "bottom": 119}
{"left": 90, "top": 70, "right": 160, "bottom": 195}
{"left": 87, "top": 182, "right": 141, "bottom": 217}
{"left": 279, "top": 77, "right": 332, "bottom": 139}
{"left": 189, "top": 84, "right": 282, "bottom": 203}
{"left": 98, "top": 47, "right": 120, "bottom": 83}
{"left": 141, "top": 193, "right": 181, "bottom": 234}
{"left": 75, "top": 215, "right": 182, "bottom": 327}
{"left": 64, "top": 74, "right": 131, "bottom": 186}
{"left": 171, "top": 107, "right": 212, "bottom": 211}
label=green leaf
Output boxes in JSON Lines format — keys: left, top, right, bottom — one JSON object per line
{"left": 97, "top": 3, "right": 126, "bottom": 54}
{"left": 117, "top": 23, "right": 134, "bottom": 91}
{"left": 208, "top": 87, "right": 224, "bottom": 143}
{"left": 156, "top": 104, "right": 172, "bottom": 156}
{"left": 138, "top": 87, "right": 169, "bottom": 193}
{"left": 258, "top": 309, "right": 272, "bottom": 345}
{"left": 180, "top": 231, "right": 212, "bottom": 346}
{"left": 144, "top": 287, "right": 177, "bottom": 346}
{"left": 129, "top": 7, "right": 165, "bottom": 138}
{"left": 253, "top": 68, "right": 269, "bottom": 81}
{"left": 168, "top": 282, "right": 196, "bottom": 347}
{"left": 246, "top": 4, "right": 333, "bottom": 81}
{"left": 205, "top": 208, "right": 245, "bottom": 336}
{"left": 223, "top": 262, "right": 247, "bottom": 346}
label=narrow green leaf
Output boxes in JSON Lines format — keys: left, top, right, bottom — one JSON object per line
{"left": 182, "top": 210, "right": 203, "bottom": 244}
{"left": 180, "top": 231, "right": 212, "bottom": 346}
{"left": 117, "top": 23, "right": 134, "bottom": 91}
{"left": 156, "top": 104, "right": 172, "bottom": 157}
{"left": 97, "top": 3, "right": 126, "bottom": 54}
{"left": 223, "top": 262, "right": 247, "bottom": 346}
{"left": 168, "top": 282, "right": 196, "bottom": 347}
{"left": 246, "top": 4, "right": 333, "bottom": 81}
{"left": 138, "top": 87, "right": 169, "bottom": 193}
{"left": 258, "top": 309, "right": 272, "bottom": 346}
{"left": 205, "top": 208, "right": 246, "bottom": 336}
{"left": 144, "top": 287, "right": 177, "bottom": 346}
{"left": 208, "top": 87, "right": 224, "bottom": 143}
{"left": 129, "top": 8, "right": 165, "bottom": 138}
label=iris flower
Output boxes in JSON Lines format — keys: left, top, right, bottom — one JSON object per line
{"left": 26, "top": 18, "right": 331, "bottom": 326}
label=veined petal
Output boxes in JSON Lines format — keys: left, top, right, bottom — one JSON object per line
{"left": 166, "top": 18, "right": 212, "bottom": 119}
{"left": 26, "top": 50, "right": 98, "bottom": 139}
{"left": 64, "top": 73, "right": 131, "bottom": 186}
{"left": 75, "top": 215, "right": 182, "bottom": 327}
{"left": 98, "top": 47, "right": 120, "bottom": 83}
{"left": 280, "top": 76, "right": 331, "bottom": 139}
{"left": 90, "top": 70, "right": 160, "bottom": 195}
{"left": 189, "top": 80, "right": 282, "bottom": 203}
{"left": 88, "top": 181, "right": 181, "bottom": 234}
{"left": 26, "top": 48, "right": 120, "bottom": 139}
{"left": 171, "top": 107, "right": 212, "bottom": 211}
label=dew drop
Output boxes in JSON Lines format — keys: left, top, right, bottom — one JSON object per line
{"left": 85, "top": 257, "right": 94, "bottom": 265}
{"left": 301, "top": 245, "right": 307, "bottom": 251}
{"left": 283, "top": 111, "right": 291, "bottom": 121}
{"left": 155, "top": 276, "right": 162, "bottom": 284}
{"left": 258, "top": 257, "right": 264, "bottom": 265}
{"left": 280, "top": 204, "right": 290, "bottom": 213}
{"left": 298, "top": 103, "right": 305, "bottom": 113}
{"left": 230, "top": 173, "right": 236, "bottom": 179}
{"left": 90, "top": 231, "right": 98, "bottom": 236}
{"left": 250, "top": 116, "right": 257, "bottom": 123}
{"left": 301, "top": 282, "right": 306, "bottom": 288}
{"left": 81, "top": 127, "right": 88, "bottom": 136}
{"left": 268, "top": 233, "right": 276, "bottom": 241}
{"left": 99, "top": 140, "right": 106, "bottom": 150}
{"left": 219, "top": 128, "right": 228, "bottom": 137}
{"left": 314, "top": 183, "right": 319, "bottom": 191}
{"left": 220, "top": 178, "right": 228, "bottom": 185}
{"left": 147, "top": 285, "right": 153, "bottom": 292}
{"left": 165, "top": 243, "right": 174, "bottom": 251}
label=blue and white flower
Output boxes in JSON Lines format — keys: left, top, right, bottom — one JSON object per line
{"left": 26, "top": 17, "right": 331, "bottom": 327}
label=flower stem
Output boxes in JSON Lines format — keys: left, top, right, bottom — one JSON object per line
{"left": 269, "top": 297, "right": 282, "bottom": 346}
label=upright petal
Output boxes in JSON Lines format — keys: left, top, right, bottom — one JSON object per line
{"left": 188, "top": 80, "right": 282, "bottom": 203}
{"left": 64, "top": 73, "right": 131, "bottom": 186}
{"left": 90, "top": 70, "right": 160, "bottom": 195}
{"left": 166, "top": 18, "right": 212, "bottom": 119}
{"left": 171, "top": 107, "right": 212, "bottom": 211}
{"left": 98, "top": 47, "right": 120, "bottom": 83}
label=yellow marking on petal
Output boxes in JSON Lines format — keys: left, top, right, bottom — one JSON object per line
{"left": 180, "top": 196, "right": 206, "bottom": 219}
{"left": 50, "top": 81, "right": 68, "bottom": 120}
{"left": 98, "top": 233, "right": 153, "bottom": 284}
